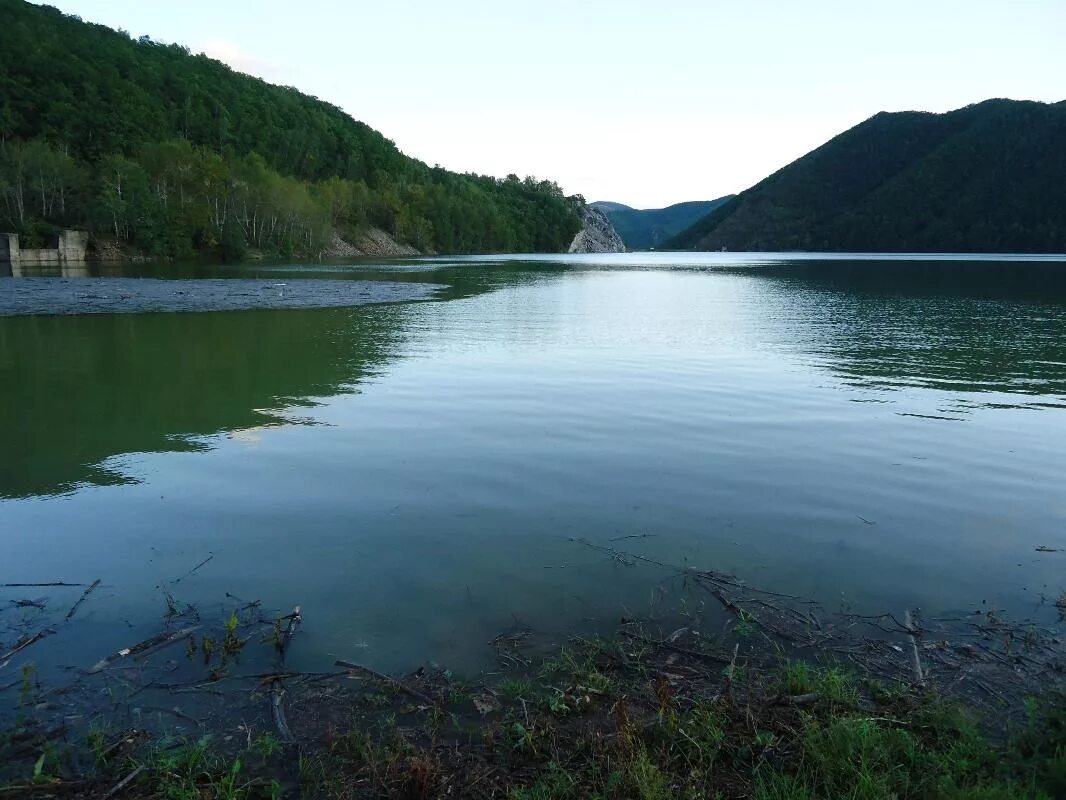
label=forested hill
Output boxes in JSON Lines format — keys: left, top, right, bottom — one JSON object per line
{"left": 591, "top": 198, "right": 733, "bottom": 250}
{"left": 0, "top": 0, "right": 581, "bottom": 258}
{"left": 668, "top": 99, "right": 1066, "bottom": 253}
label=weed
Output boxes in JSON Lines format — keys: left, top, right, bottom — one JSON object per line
{"left": 509, "top": 761, "right": 574, "bottom": 800}
{"left": 500, "top": 678, "right": 533, "bottom": 700}
{"left": 251, "top": 732, "right": 283, "bottom": 761}
{"left": 630, "top": 748, "right": 670, "bottom": 800}
{"left": 782, "top": 660, "right": 813, "bottom": 695}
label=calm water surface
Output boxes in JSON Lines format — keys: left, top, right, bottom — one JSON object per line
{"left": 2, "top": 253, "right": 1065, "bottom": 677}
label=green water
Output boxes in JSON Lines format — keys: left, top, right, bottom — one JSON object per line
{"left": 2, "top": 253, "right": 1065, "bottom": 676}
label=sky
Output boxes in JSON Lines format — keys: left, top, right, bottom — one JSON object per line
{"left": 38, "top": 0, "right": 1066, "bottom": 209}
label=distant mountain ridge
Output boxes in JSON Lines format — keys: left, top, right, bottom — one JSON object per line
{"left": 668, "top": 99, "right": 1066, "bottom": 253}
{"left": 591, "top": 198, "right": 734, "bottom": 250}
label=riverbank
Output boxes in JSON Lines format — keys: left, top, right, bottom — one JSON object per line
{"left": 2, "top": 543, "right": 1063, "bottom": 798}
{"left": 0, "top": 278, "right": 441, "bottom": 316}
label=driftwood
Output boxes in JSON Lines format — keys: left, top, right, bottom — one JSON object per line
{"left": 335, "top": 659, "right": 436, "bottom": 706}
{"left": 270, "top": 606, "right": 301, "bottom": 744}
{"left": 905, "top": 609, "right": 925, "bottom": 685}
{"left": 0, "top": 629, "right": 54, "bottom": 666}
{"left": 278, "top": 606, "right": 301, "bottom": 659}
{"left": 171, "top": 556, "right": 214, "bottom": 585}
{"left": 88, "top": 627, "right": 199, "bottom": 674}
{"left": 619, "top": 629, "right": 732, "bottom": 664}
{"left": 270, "top": 681, "right": 294, "bottom": 743}
{"left": 100, "top": 765, "right": 145, "bottom": 799}
{"left": 65, "top": 579, "right": 101, "bottom": 621}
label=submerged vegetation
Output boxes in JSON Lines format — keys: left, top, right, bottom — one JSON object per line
{"left": 0, "top": 1, "right": 582, "bottom": 259}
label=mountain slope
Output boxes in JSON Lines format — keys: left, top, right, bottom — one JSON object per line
{"left": 592, "top": 198, "right": 733, "bottom": 250}
{"left": 0, "top": 0, "right": 580, "bottom": 257}
{"left": 668, "top": 99, "right": 1066, "bottom": 253}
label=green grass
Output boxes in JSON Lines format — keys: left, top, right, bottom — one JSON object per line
{"left": 3, "top": 639, "right": 1063, "bottom": 800}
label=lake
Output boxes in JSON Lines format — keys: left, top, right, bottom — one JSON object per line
{"left": 2, "top": 253, "right": 1065, "bottom": 680}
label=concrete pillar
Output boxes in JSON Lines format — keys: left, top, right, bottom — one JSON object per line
{"left": 0, "top": 233, "right": 19, "bottom": 265}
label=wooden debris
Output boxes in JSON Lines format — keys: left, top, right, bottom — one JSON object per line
{"left": 0, "top": 629, "right": 54, "bottom": 666}
{"left": 278, "top": 606, "right": 301, "bottom": 659}
{"left": 269, "top": 606, "right": 301, "bottom": 744}
{"left": 171, "top": 555, "right": 214, "bottom": 585}
{"left": 0, "top": 582, "right": 88, "bottom": 588}
{"left": 100, "top": 764, "right": 144, "bottom": 799}
{"left": 65, "top": 579, "right": 101, "bottom": 621}
{"left": 270, "top": 680, "right": 294, "bottom": 743}
{"left": 619, "top": 628, "right": 731, "bottom": 664}
{"left": 88, "top": 627, "right": 199, "bottom": 674}
{"left": 905, "top": 609, "right": 925, "bottom": 686}
{"left": 335, "top": 659, "right": 436, "bottom": 706}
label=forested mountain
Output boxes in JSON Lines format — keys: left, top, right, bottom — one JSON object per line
{"left": 0, "top": 0, "right": 581, "bottom": 258}
{"left": 668, "top": 99, "right": 1066, "bottom": 253}
{"left": 592, "top": 198, "right": 733, "bottom": 250}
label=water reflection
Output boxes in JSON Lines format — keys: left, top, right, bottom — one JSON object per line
{"left": 726, "top": 259, "right": 1066, "bottom": 404}
{"left": 3, "top": 257, "right": 1066, "bottom": 500}
{"left": 0, "top": 306, "right": 404, "bottom": 498}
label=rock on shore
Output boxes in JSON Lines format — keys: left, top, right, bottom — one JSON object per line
{"left": 568, "top": 206, "right": 626, "bottom": 254}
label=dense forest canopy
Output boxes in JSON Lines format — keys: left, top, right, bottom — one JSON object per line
{"left": 668, "top": 99, "right": 1066, "bottom": 254}
{"left": 0, "top": 0, "right": 581, "bottom": 257}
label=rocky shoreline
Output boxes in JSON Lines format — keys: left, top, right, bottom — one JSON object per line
{"left": 569, "top": 205, "right": 627, "bottom": 254}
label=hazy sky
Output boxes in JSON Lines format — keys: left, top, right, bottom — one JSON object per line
{"left": 40, "top": 0, "right": 1066, "bottom": 208}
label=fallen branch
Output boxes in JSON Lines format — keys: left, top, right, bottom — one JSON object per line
{"left": 269, "top": 606, "right": 301, "bottom": 745}
{"left": 65, "top": 579, "right": 101, "bottom": 621}
{"left": 0, "top": 582, "right": 88, "bottom": 588}
{"left": 270, "top": 680, "right": 294, "bottom": 743}
{"left": 0, "top": 629, "right": 54, "bottom": 666}
{"left": 89, "top": 627, "right": 199, "bottom": 673}
{"left": 10, "top": 599, "right": 47, "bottom": 610}
{"left": 171, "top": 556, "right": 214, "bottom": 585}
{"left": 277, "top": 606, "right": 301, "bottom": 660}
{"left": 335, "top": 659, "right": 436, "bottom": 706}
{"left": 905, "top": 609, "right": 925, "bottom": 686}
{"left": 619, "top": 629, "right": 732, "bottom": 664}
{"left": 100, "top": 764, "right": 145, "bottom": 799}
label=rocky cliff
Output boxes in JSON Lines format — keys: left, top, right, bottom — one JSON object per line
{"left": 324, "top": 228, "right": 422, "bottom": 258}
{"left": 568, "top": 206, "right": 626, "bottom": 254}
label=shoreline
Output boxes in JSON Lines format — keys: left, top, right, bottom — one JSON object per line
{"left": 0, "top": 278, "right": 442, "bottom": 317}
{"left": 2, "top": 545, "right": 1063, "bottom": 797}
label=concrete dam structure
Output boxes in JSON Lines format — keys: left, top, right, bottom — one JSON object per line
{"left": 1, "top": 230, "right": 89, "bottom": 276}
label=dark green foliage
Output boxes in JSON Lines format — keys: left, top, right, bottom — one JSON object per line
{"left": 592, "top": 197, "right": 734, "bottom": 250}
{"left": 0, "top": 0, "right": 581, "bottom": 257}
{"left": 669, "top": 99, "right": 1066, "bottom": 253}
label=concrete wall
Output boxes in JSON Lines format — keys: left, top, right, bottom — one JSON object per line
{"left": 0, "top": 233, "right": 18, "bottom": 265}
{"left": 0, "top": 230, "right": 88, "bottom": 267}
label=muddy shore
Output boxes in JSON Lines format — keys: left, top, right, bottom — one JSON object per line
{"left": 0, "top": 278, "right": 441, "bottom": 316}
